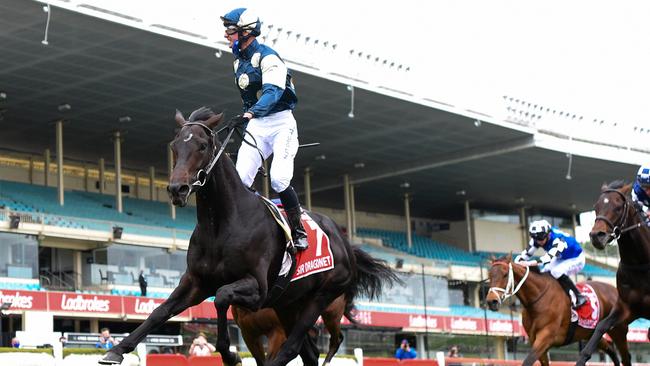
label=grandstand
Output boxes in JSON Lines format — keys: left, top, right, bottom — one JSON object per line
{"left": 1, "top": 0, "right": 649, "bottom": 364}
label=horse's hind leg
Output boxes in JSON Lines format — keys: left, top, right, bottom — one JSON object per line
{"left": 266, "top": 293, "right": 338, "bottom": 366}
{"left": 322, "top": 302, "right": 345, "bottom": 366}
{"left": 577, "top": 303, "right": 630, "bottom": 366}
{"left": 597, "top": 338, "right": 620, "bottom": 366}
{"left": 214, "top": 276, "right": 263, "bottom": 366}
{"left": 608, "top": 324, "right": 632, "bottom": 366}
{"left": 100, "top": 274, "right": 208, "bottom": 365}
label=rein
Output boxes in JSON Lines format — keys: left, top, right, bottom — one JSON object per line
{"left": 488, "top": 262, "right": 530, "bottom": 304}
{"left": 595, "top": 189, "right": 642, "bottom": 241}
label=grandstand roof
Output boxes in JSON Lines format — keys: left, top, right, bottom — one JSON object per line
{"left": 0, "top": 0, "right": 638, "bottom": 219}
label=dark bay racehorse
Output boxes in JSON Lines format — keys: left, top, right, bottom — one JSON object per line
{"left": 577, "top": 181, "right": 650, "bottom": 366}
{"left": 99, "top": 107, "right": 400, "bottom": 366}
{"left": 486, "top": 254, "right": 628, "bottom": 366}
{"left": 233, "top": 294, "right": 353, "bottom": 366}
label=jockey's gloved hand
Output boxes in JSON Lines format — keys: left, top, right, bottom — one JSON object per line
{"left": 227, "top": 114, "right": 250, "bottom": 129}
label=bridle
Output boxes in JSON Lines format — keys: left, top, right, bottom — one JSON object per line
{"left": 180, "top": 122, "right": 235, "bottom": 191}
{"left": 488, "top": 261, "right": 530, "bottom": 304}
{"left": 595, "top": 189, "right": 642, "bottom": 242}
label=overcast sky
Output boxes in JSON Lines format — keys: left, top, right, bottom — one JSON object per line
{"left": 94, "top": 0, "right": 650, "bottom": 126}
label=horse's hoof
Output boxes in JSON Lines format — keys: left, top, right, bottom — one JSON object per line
{"left": 98, "top": 351, "right": 123, "bottom": 365}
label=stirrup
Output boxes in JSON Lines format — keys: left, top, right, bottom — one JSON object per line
{"left": 293, "top": 231, "right": 309, "bottom": 251}
{"left": 573, "top": 294, "right": 587, "bottom": 309}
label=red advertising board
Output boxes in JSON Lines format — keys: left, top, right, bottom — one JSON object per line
{"left": 0, "top": 289, "right": 47, "bottom": 311}
{"left": 48, "top": 292, "right": 121, "bottom": 314}
{"left": 122, "top": 296, "right": 191, "bottom": 319}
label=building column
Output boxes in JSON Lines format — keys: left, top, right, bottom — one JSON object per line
{"left": 73, "top": 251, "right": 82, "bottom": 290}
{"left": 83, "top": 165, "right": 89, "bottom": 192}
{"left": 494, "top": 337, "right": 506, "bottom": 359}
{"left": 89, "top": 319, "right": 99, "bottom": 334}
{"left": 44, "top": 148, "right": 50, "bottom": 187}
{"left": 114, "top": 131, "right": 123, "bottom": 213}
{"left": 465, "top": 200, "right": 473, "bottom": 252}
{"left": 343, "top": 174, "right": 352, "bottom": 242}
{"left": 168, "top": 145, "right": 176, "bottom": 220}
{"left": 304, "top": 167, "right": 312, "bottom": 211}
{"left": 571, "top": 213, "right": 578, "bottom": 237}
{"left": 350, "top": 184, "right": 357, "bottom": 239}
{"left": 99, "top": 158, "right": 105, "bottom": 194}
{"left": 149, "top": 166, "right": 156, "bottom": 201}
{"left": 56, "top": 120, "right": 64, "bottom": 206}
{"left": 28, "top": 156, "right": 34, "bottom": 184}
{"left": 519, "top": 206, "right": 527, "bottom": 249}
{"left": 404, "top": 193, "right": 412, "bottom": 248}
{"left": 134, "top": 173, "right": 140, "bottom": 199}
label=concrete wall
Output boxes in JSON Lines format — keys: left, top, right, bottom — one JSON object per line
{"left": 473, "top": 219, "right": 523, "bottom": 253}
{"left": 430, "top": 220, "right": 471, "bottom": 251}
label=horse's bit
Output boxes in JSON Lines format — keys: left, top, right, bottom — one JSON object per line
{"left": 595, "top": 189, "right": 642, "bottom": 242}
{"left": 488, "top": 261, "right": 530, "bottom": 304}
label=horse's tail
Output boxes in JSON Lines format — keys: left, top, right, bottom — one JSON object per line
{"left": 349, "top": 246, "right": 403, "bottom": 302}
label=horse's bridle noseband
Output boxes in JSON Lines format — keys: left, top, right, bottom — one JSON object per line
{"left": 595, "top": 189, "right": 642, "bottom": 242}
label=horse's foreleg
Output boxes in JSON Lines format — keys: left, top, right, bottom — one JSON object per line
{"left": 99, "top": 274, "right": 207, "bottom": 365}
{"left": 539, "top": 351, "right": 550, "bottom": 366}
{"left": 576, "top": 303, "right": 630, "bottom": 366}
{"left": 522, "top": 329, "right": 553, "bottom": 366}
{"left": 214, "top": 276, "right": 262, "bottom": 366}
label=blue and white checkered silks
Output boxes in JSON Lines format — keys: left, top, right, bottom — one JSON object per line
{"left": 637, "top": 165, "right": 650, "bottom": 186}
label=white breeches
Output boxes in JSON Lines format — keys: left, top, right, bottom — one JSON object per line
{"left": 235, "top": 110, "right": 299, "bottom": 192}
{"left": 541, "top": 252, "right": 586, "bottom": 279}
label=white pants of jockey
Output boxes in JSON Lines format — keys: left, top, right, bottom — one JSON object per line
{"left": 541, "top": 252, "right": 586, "bottom": 279}
{"left": 236, "top": 110, "right": 299, "bottom": 192}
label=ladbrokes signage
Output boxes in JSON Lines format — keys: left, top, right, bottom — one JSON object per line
{"left": 0, "top": 290, "right": 47, "bottom": 311}
{"left": 49, "top": 292, "right": 120, "bottom": 314}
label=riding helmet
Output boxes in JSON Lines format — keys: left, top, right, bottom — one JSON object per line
{"left": 636, "top": 165, "right": 650, "bottom": 187}
{"left": 529, "top": 220, "right": 551, "bottom": 241}
{"left": 221, "top": 8, "right": 262, "bottom": 37}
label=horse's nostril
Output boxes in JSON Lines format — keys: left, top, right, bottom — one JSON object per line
{"left": 178, "top": 185, "right": 190, "bottom": 196}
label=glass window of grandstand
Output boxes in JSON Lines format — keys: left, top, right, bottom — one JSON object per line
{"left": 0, "top": 232, "right": 38, "bottom": 280}
{"left": 83, "top": 244, "right": 186, "bottom": 288}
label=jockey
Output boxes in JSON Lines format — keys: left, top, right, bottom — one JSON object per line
{"left": 632, "top": 164, "right": 650, "bottom": 227}
{"left": 221, "top": 8, "right": 308, "bottom": 250}
{"left": 516, "top": 219, "right": 587, "bottom": 309}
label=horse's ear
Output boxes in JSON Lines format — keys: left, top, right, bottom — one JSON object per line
{"left": 506, "top": 252, "right": 513, "bottom": 262}
{"left": 205, "top": 112, "right": 224, "bottom": 129}
{"left": 488, "top": 254, "right": 496, "bottom": 263}
{"left": 175, "top": 109, "right": 186, "bottom": 127}
{"left": 601, "top": 182, "right": 608, "bottom": 192}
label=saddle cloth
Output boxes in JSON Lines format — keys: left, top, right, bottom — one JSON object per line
{"left": 259, "top": 196, "right": 334, "bottom": 281}
{"left": 570, "top": 283, "right": 600, "bottom": 329}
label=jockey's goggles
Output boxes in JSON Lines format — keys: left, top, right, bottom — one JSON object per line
{"left": 225, "top": 26, "right": 239, "bottom": 35}
{"left": 530, "top": 232, "right": 547, "bottom": 241}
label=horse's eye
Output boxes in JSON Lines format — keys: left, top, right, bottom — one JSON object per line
{"left": 199, "top": 143, "right": 207, "bottom": 151}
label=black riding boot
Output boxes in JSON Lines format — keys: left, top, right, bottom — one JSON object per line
{"left": 285, "top": 206, "right": 309, "bottom": 251}
{"left": 558, "top": 274, "right": 587, "bottom": 309}
{"left": 279, "top": 186, "right": 309, "bottom": 251}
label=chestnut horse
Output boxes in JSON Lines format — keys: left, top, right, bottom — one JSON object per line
{"left": 233, "top": 294, "right": 353, "bottom": 366}
{"left": 486, "top": 254, "right": 629, "bottom": 366}
{"left": 577, "top": 180, "right": 650, "bottom": 366}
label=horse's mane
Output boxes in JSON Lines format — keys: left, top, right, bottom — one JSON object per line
{"left": 603, "top": 180, "right": 632, "bottom": 195}
{"left": 605, "top": 180, "right": 627, "bottom": 190}
{"left": 492, "top": 255, "right": 542, "bottom": 275}
{"left": 188, "top": 106, "right": 218, "bottom": 122}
